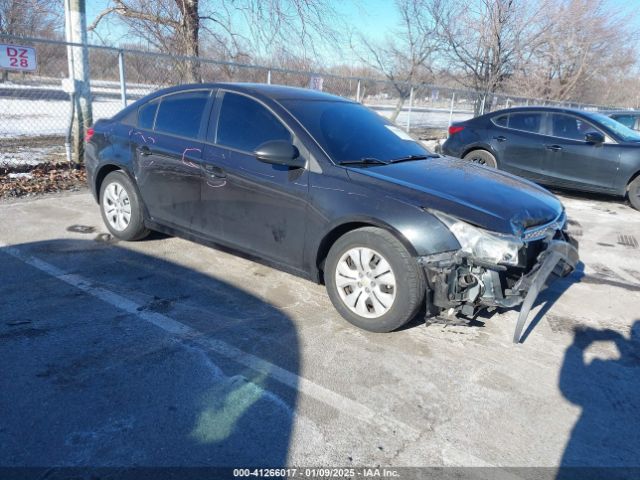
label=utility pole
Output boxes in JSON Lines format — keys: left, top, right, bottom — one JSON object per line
{"left": 64, "top": 0, "right": 92, "bottom": 163}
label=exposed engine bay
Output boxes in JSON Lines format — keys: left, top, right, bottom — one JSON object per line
{"left": 419, "top": 224, "right": 579, "bottom": 343}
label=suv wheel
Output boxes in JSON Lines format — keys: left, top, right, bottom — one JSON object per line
{"left": 99, "top": 170, "right": 149, "bottom": 241}
{"left": 463, "top": 149, "right": 497, "bottom": 168}
{"left": 628, "top": 176, "right": 640, "bottom": 211}
{"left": 325, "top": 227, "right": 425, "bottom": 332}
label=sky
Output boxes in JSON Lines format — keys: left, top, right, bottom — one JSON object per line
{"left": 85, "top": 0, "right": 399, "bottom": 49}
{"left": 84, "top": 0, "right": 640, "bottom": 62}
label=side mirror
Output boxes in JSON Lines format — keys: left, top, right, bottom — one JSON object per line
{"left": 254, "top": 140, "right": 305, "bottom": 168}
{"left": 585, "top": 131, "right": 605, "bottom": 145}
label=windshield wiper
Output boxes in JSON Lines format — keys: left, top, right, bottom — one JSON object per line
{"left": 388, "top": 154, "right": 437, "bottom": 164}
{"left": 337, "top": 157, "right": 389, "bottom": 166}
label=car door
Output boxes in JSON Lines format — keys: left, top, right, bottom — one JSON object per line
{"left": 492, "top": 111, "right": 548, "bottom": 181}
{"left": 200, "top": 90, "right": 309, "bottom": 269}
{"left": 132, "top": 89, "right": 212, "bottom": 231}
{"left": 541, "top": 113, "right": 620, "bottom": 191}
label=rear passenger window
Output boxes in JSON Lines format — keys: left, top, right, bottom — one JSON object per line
{"left": 154, "top": 91, "right": 210, "bottom": 138}
{"left": 507, "top": 112, "right": 543, "bottom": 134}
{"left": 138, "top": 101, "right": 158, "bottom": 130}
{"left": 493, "top": 115, "right": 508, "bottom": 127}
{"left": 216, "top": 92, "right": 292, "bottom": 152}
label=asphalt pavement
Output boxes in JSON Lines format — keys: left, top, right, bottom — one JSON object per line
{"left": 0, "top": 189, "right": 639, "bottom": 478}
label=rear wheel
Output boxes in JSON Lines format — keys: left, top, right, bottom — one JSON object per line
{"left": 99, "top": 170, "right": 149, "bottom": 241}
{"left": 325, "top": 227, "right": 425, "bottom": 332}
{"left": 628, "top": 176, "right": 640, "bottom": 211}
{"left": 463, "top": 149, "right": 497, "bottom": 168}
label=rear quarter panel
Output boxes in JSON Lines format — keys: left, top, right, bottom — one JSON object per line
{"left": 442, "top": 119, "right": 496, "bottom": 159}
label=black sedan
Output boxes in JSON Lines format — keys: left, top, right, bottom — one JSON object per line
{"left": 85, "top": 84, "right": 577, "bottom": 341}
{"left": 442, "top": 106, "right": 640, "bottom": 210}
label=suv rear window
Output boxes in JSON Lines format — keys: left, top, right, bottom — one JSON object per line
{"left": 154, "top": 91, "right": 210, "bottom": 138}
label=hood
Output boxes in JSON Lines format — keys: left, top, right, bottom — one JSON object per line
{"left": 346, "top": 156, "right": 564, "bottom": 236}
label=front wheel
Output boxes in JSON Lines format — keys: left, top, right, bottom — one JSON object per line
{"left": 325, "top": 227, "right": 425, "bottom": 332}
{"left": 99, "top": 170, "right": 149, "bottom": 241}
{"left": 628, "top": 176, "right": 640, "bottom": 211}
{"left": 463, "top": 149, "right": 497, "bottom": 168}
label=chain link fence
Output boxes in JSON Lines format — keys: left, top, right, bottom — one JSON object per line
{"left": 0, "top": 34, "right": 624, "bottom": 171}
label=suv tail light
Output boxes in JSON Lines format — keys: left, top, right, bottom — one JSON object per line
{"left": 448, "top": 125, "right": 465, "bottom": 136}
{"left": 85, "top": 127, "right": 95, "bottom": 142}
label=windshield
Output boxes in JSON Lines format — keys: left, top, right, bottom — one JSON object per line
{"left": 281, "top": 99, "right": 429, "bottom": 163}
{"left": 586, "top": 112, "right": 640, "bottom": 142}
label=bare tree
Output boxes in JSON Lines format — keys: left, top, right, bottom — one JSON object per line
{"left": 511, "top": 0, "right": 638, "bottom": 103}
{"left": 88, "top": 1, "right": 214, "bottom": 82}
{"left": 353, "top": 0, "right": 441, "bottom": 122}
{"left": 430, "top": 0, "right": 543, "bottom": 114}
{"left": 88, "top": 0, "right": 342, "bottom": 83}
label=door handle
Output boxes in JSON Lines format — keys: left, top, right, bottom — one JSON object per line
{"left": 137, "top": 146, "right": 152, "bottom": 156}
{"left": 545, "top": 145, "right": 563, "bottom": 152}
{"left": 493, "top": 135, "right": 507, "bottom": 142}
{"left": 202, "top": 163, "right": 226, "bottom": 178}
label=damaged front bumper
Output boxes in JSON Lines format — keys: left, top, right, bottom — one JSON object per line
{"left": 418, "top": 232, "right": 579, "bottom": 343}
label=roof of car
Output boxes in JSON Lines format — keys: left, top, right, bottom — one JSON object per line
{"left": 601, "top": 110, "right": 640, "bottom": 116}
{"left": 150, "top": 82, "right": 351, "bottom": 103}
{"left": 485, "top": 105, "right": 606, "bottom": 117}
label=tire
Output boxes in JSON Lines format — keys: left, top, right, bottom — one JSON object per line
{"left": 628, "top": 176, "right": 640, "bottom": 211}
{"left": 325, "top": 227, "right": 425, "bottom": 333}
{"left": 463, "top": 149, "right": 497, "bottom": 168}
{"left": 99, "top": 170, "right": 149, "bottom": 241}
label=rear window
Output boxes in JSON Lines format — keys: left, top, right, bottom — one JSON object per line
{"left": 138, "top": 101, "right": 158, "bottom": 130}
{"left": 492, "top": 115, "right": 508, "bottom": 127}
{"left": 154, "top": 90, "right": 210, "bottom": 138}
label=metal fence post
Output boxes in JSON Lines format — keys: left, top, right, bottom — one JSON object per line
{"left": 406, "top": 86, "right": 414, "bottom": 132}
{"left": 65, "top": 0, "right": 92, "bottom": 163}
{"left": 448, "top": 92, "right": 455, "bottom": 128}
{"left": 267, "top": 70, "right": 271, "bottom": 85}
{"left": 118, "top": 50, "right": 127, "bottom": 108}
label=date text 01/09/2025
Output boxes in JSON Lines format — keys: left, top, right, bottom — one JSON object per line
{"left": 233, "top": 468, "right": 400, "bottom": 478}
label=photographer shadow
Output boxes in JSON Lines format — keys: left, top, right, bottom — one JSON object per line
{"left": 557, "top": 321, "right": 640, "bottom": 479}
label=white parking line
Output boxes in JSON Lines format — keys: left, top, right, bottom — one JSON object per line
{"left": 0, "top": 243, "right": 417, "bottom": 437}
{"left": 2, "top": 241, "right": 526, "bottom": 471}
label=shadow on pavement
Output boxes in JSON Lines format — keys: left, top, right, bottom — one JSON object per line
{"left": 0, "top": 239, "right": 299, "bottom": 472}
{"left": 557, "top": 321, "right": 640, "bottom": 480}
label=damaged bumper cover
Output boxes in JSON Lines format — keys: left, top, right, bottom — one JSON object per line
{"left": 418, "top": 233, "right": 579, "bottom": 343}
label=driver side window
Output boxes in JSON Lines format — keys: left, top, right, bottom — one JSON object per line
{"left": 550, "top": 114, "right": 600, "bottom": 141}
{"left": 216, "top": 92, "right": 292, "bottom": 152}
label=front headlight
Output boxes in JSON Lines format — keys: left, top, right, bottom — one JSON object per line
{"left": 430, "top": 210, "right": 523, "bottom": 266}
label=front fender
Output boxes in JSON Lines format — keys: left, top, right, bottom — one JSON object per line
{"left": 306, "top": 169, "right": 460, "bottom": 280}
